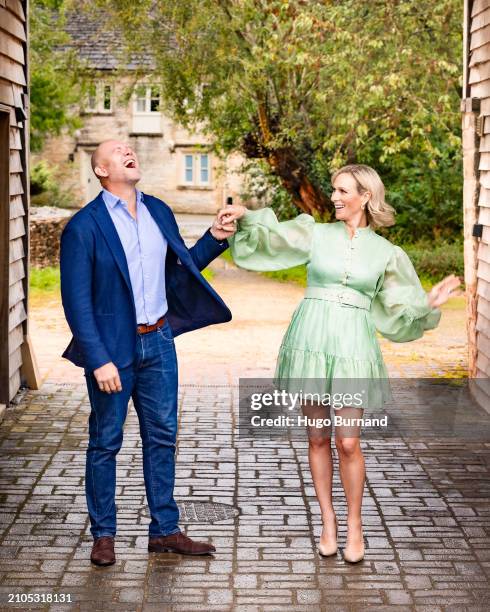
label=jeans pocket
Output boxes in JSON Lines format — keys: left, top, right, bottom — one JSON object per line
{"left": 158, "top": 322, "right": 174, "bottom": 343}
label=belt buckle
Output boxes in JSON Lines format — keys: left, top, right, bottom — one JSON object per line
{"left": 339, "top": 292, "right": 353, "bottom": 307}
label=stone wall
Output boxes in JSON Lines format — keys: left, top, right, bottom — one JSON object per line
{"left": 29, "top": 208, "right": 74, "bottom": 268}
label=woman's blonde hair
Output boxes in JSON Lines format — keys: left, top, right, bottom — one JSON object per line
{"left": 331, "top": 164, "right": 396, "bottom": 229}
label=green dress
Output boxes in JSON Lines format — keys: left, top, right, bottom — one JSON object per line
{"left": 229, "top": 208, "right": 441, "bottom": 408}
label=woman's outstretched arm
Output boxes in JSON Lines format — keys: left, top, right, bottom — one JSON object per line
{"left": 217, "top": 205, "right": 315, "bottom": 272}
{"left": 371, "top": 245, "right": 461, "bottom": 343}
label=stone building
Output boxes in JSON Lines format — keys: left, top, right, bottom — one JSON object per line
{"left": 39, "top": 12, "right": 244, "bottom": 214}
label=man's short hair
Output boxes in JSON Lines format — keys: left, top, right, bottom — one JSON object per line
{"left": 91, "top": 140, "right": 116, "bottom": 178}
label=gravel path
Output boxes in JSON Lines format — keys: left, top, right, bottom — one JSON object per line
{"left": 29, "top": 264, "right": 467, "bottom": 386}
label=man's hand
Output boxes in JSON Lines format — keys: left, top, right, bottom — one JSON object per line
{"left": 209, "top": 204, "right": 248, "bottom": 240}
{"left": 93, "top": 362, "right": 122, "bottom": 394}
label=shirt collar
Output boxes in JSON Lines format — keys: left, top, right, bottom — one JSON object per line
{"left": 102, "top": 188, "right": 143, "bottom": 209}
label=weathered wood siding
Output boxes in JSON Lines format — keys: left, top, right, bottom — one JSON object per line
{"left": 468, "top": 0, "right": 490, "bottom": 407}
{"left": 0, "top": 0, "right": 29, "bottom": 403}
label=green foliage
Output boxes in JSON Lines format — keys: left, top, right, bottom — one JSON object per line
{"left": 30, "top": 160, "right": 58, "bottom": 196}
{"left": 30, "top": 266, "right": 60, "bottom": 293}
{"left": 91, "top": 0, "right": 463, "bottom": 240}
{"left": 30, "top": 0, "right": 82, "bottom": 151}
{"left": 403, "top": 240, "right": 463, "bottom": 282}
{"left": 30, "top": 161, "right": 74, "bottom": 208}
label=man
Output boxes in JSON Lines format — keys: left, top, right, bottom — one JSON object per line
{"left": 60, "top": 140, "right": 236, "bottom": 566}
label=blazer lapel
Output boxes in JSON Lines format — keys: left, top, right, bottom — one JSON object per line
{"left": 90, "top": 194, "right": 133, "bottom": 292}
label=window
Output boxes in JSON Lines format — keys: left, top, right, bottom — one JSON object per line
{"left": 85, "top": 82, "right": 113, "bottom": 113}
{"left": 132, "top": 85, "right": 162, "bottom": 134}
{"left": 185, "top": 155, "right": 193, "bottom": 183}
{"left": 182, "top": 153, "right": 211, "bottom": 187}
{"left": 200, "top": 154, "right": 209, "bottom": 183}
{"left": 135, "top": 86, "right": 147, "bottom": 113}
{"left": 87, "top": 84, "right": 97, "bottom": 111}
{"left": 133, "top": 85, "right": 161, "bottom": 114}
{"left": 103, "top": 85, "right": 112, "bottom": 111}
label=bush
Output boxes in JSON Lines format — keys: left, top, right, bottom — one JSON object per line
{"left": 30, "top": 161, "right": 74, "bottom": 208}
{"left": 30, "top": 160, "right": 57, "bottom": 196}
{"left": 404, "top": 240, "right": 463, "bottom": 283}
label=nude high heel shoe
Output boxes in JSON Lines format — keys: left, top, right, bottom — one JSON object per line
{"left": 318, "top": 516, "right": 338, "bottom": 557}
{"left": 343, "top": 528, "right": 365, "bottom": 563}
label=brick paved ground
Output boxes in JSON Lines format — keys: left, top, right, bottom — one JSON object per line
{"left": 1, "top": 266, "right": 489, "bottom": 611}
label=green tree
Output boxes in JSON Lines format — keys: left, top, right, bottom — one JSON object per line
{"left": 89, "top": 0, "right": 462, "bottom": 237}
{"left": 30, "top": 0, "right": 82, "bottom": 151}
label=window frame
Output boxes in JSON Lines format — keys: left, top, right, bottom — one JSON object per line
{"left": 133, "top": 84, "right": 162, "bottom": 115}
{"left": 84, "top": 82, "right": 113, "bottom": 114}
{"left": 181, "top": 152, "right": 212, "bottom": 188}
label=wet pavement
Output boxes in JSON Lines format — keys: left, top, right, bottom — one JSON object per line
{"left": 1, "top": 267, "right": 489, "bottom": 611}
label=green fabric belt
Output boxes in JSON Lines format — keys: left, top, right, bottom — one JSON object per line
{"left": 305, "top": 285, "right": 371, "bottom": 310}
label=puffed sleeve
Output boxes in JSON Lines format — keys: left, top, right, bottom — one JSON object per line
{"left": 371, "top": 245, "right": 441, "bottom": 343}
{"left": 228, "top": 207, "right": 315, "bottom": 271}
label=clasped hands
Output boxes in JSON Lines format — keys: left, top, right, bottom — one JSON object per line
{"left": 210, "top": 204, "right": 248, "bottom": 241}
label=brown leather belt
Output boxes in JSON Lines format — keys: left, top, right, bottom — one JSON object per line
{"left": 137, "top": 316, "right": 166, "bottom": 335}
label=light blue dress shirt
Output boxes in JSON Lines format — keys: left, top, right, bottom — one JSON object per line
{"left": 102, "top": 188, "right": 168, "bottom": 324}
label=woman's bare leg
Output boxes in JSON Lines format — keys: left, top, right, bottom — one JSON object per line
{"left": 302, "top": 403, "right": 336, "bottom": 549}
{"left": 334, "top": 407, "right": 365, "bottom": 559}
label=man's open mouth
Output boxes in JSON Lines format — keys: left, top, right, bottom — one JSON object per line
{"left": 124, "top": 159, "right": 137, "bottom": 169}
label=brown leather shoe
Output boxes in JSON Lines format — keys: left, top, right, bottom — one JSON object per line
{"left": 90, "top": 536, "right": 115, "bottom": 566}
{"left": 148, "top": 531, "right": 216, "bottom": 556}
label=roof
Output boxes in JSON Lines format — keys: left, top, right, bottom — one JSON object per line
{"left": 62, "top": 11, "right": 154, "bottom": 71}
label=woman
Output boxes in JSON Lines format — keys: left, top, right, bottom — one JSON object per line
{"left": 218, "top": 164, "right": 460, "bottom": 563}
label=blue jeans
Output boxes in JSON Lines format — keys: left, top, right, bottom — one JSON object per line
{"left": 84, "top": 321, "right": 180, "bottom": 539}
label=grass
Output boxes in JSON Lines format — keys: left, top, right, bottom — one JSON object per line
{"left": 29, "top": 265, "right": 214, "bottom": 294}
{"left": 262, "top": 265, "right": 308, "bottom": 287}
{"left": 30, "top": 266, "right": 60, "bottom": 294}
{"left": 202, "top": 268, "right": 214, "bottom": 281}
{"left": 430, "top": 365, "right": 468, "bottom": 381}
{"left": 220, "top": 249, "right": 233, "bottom": 263}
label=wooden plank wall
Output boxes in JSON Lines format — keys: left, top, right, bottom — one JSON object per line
{"left": 469, "top": 0, "right": 490, "bottom": 406}
{"left": 0, "top": 0, "right": 28, "bottom": 403}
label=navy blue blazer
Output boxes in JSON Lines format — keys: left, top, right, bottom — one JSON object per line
{"left": 60, "top": 192, "right": 231, "bottom": 371}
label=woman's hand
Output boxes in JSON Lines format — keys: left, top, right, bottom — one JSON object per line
{"left": 427, "top": 274, "right": 462, "bottom": 308}
{"left": 216, "top": 204, "right": 247, "bottom": 228}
